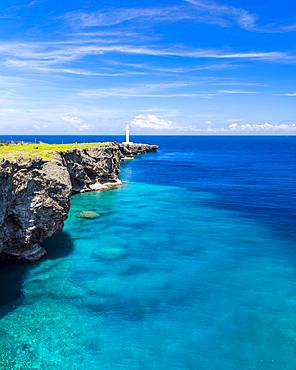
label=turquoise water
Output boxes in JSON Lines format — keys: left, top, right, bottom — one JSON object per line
{"left": 1, "top": 136, "right": 296, "bottom": 369}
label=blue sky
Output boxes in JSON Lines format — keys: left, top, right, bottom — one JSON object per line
{"left": 0, "top": 0, "right": 296, "bottom": 135}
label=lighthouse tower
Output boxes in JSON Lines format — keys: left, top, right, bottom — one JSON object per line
{"left": 123, "top": 124, "right": 132, "bottom": 144}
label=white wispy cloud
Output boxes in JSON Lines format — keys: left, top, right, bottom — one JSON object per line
{"left": 104, "top": 61, "right": 240, "bottom": 75}
{"left": 4, "top": 59, "right": 146, "bottom": 77}
{"left": 185, "top": 0, "right": 256, "bottom": 30}
{"left": 227, "top": 122, "right": 296, "bottom": 133}
{"left": 216, "top": 89, "right": 258, "bottom": 94}
{"left": 76, "top": 82, "right": 264, "bottom": 99}
{"left": 64, "top": 6, "right": 188, "bottom": 28}
{"left": 277, "top": 92, "right": 296, "bottom": 97}
{"left": 80, "top": 46, "right": 291, "bottom": 62}
{"left": 64, "top": 2, "right": 236, "bottom": 29}
{"left": 211, "top": 81, "right": 265, "bottom": 87}
{"left": 191, "top": 122, "right": 296, "bottom": 134}
{"left": 0, "top": 108, "right": 18, "bottom": 113}
{"left": 63, "top": 0, "right": 296, "bottom": 34}
{"left": 0, "top": 40, "right": 292, "bottom": 78}
{"left": 0, "top": 0, "right": 41, "bottom": 19}
{"left": 76, "top": 82, "right": 221, "bottom": 99}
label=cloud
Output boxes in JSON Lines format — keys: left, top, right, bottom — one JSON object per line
{"left": 211, "top": 81, "right": 264, "bottom": 87}
{"left": 129, "top": 116, "right": 296, "bottom": 134}
{"left": 276, "top": 24, "right": 296, "bottom": 33}
{"left": 64, "top": 6, "right": 187, "bottom": 28}
{"left": 63, "top": 0, "right": 296, "bottom": 34}
{"left": 62, "top": 113, "right": 90, "bottom": 131}
{"left": 4, "top": 59, "right": 145, "bottom": 77}
{"left": 33, "top": 120, "right": 50, "bottom": 130}
{"left": 76, "top": 81, "right": 262, "bottom": 99}
{"left": 227, "top": 122, "right": 296, "bottom": 133}
{"left": 0, "top": 38, "right": 293, "bottom": 80}
{"left": 64, "top": 1, "right": 255, "bottom": 30}
{"left": 131, "top": 114, "right": 199, "bottom": 131}
{"left": 104, "top": 61, "right": 238, "bottom": 75}
{"left": 191, "top": 1, "right": 296, "bottom": 33}
{"left": 185, "top": 0, "right": 256, "bottom": 30}
{"left": 77, "top": 82, "right": 209, "bottom": 99}
{"left": 131, "top": 115, "right": 179, "bottom": 130}
{"left": 0, "top": 108, "right": 18, "bottom": 113}
{"left": 0, "top": 0, "right": 41, "bottom": 19}
{"left": 192, "top": 121, "right": 296, "bottom": 134}
{"left": 102, "top": 46, "right": 290, "bottom": 61}
{"left": 217, "top": 89, "right": 258, "bottom": 94}
{"left": 277, "top": 92, "right": 296, "bottom": 97}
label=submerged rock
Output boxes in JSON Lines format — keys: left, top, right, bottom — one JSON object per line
{"left": 0, "top": 243, "right": 47, "bottom": 263}
{"left": 92, "top": 247, "right": 127, "bottom": 261}
{"left": 77, "top": 211, "right": 100, "bottom": 219}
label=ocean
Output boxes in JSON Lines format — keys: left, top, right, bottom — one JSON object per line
{"left": 0, "top": 135, "right": 296, "bottom": 369}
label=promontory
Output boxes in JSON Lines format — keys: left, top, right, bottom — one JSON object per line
{"left": 0, "top": 142, "right": 158, "bottom": 263}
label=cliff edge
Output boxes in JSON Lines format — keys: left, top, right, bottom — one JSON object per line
{"left": 0, "top": 142, "right": 158, "bottom": 262}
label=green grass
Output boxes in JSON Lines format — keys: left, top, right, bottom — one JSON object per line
{"left": 0, "top": 142, "right": 108, "bottom": 160}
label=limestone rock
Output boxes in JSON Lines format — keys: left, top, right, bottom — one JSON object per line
{"left": 0, "top": 142, "right": 158, "bottom": 262}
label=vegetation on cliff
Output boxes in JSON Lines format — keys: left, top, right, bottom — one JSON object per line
{"left": 0, "top": 142, "right": 107, "bottom": 160}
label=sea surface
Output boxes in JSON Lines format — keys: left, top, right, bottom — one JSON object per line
{"left": 0, "top": 135, "right": 296, "bottom": 369}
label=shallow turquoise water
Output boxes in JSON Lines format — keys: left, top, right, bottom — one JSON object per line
{"left": 1, "top": 136, "right": 296, "bottom": 369}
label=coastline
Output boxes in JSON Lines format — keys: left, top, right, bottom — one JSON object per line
{"left": 0, "top": 136, "right": 295, "bottom": 369}
{"left": 0, "top": 142, "right": 158, "bottom": 263}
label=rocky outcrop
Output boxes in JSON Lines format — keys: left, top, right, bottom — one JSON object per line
{"left": 0, "top": 142, "right": 157, "bottom": 262}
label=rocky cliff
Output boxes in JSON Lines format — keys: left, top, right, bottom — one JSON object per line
{"left": 0, "top": 143, "right": 158, "bottom": 263}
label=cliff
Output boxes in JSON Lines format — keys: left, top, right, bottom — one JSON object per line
{"left": 0, "top": 143, "right": 158, "bottom": 263}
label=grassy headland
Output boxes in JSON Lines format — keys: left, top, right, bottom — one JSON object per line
{"left": 0, "top": 142, "right": 108, "bottom": 160}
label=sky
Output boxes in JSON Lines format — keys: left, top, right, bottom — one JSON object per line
{"left": 0, "top": 0, "right": 296, "bottom": 135}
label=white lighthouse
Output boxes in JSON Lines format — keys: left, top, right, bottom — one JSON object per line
{"left": 123, "top": 123, "right": 132, "bottom": 144}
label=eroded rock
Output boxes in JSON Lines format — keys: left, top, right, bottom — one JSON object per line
{"left": 0, "top": 142, "right": 158, "bottom": 262}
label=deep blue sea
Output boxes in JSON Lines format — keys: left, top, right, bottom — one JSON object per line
{"left": 1, "top": 136, "right": 296, "bottom": 369}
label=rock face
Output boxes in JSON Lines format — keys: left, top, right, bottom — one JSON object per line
{"left": 0, "top": 142, "right": 158, "bottom": 262}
